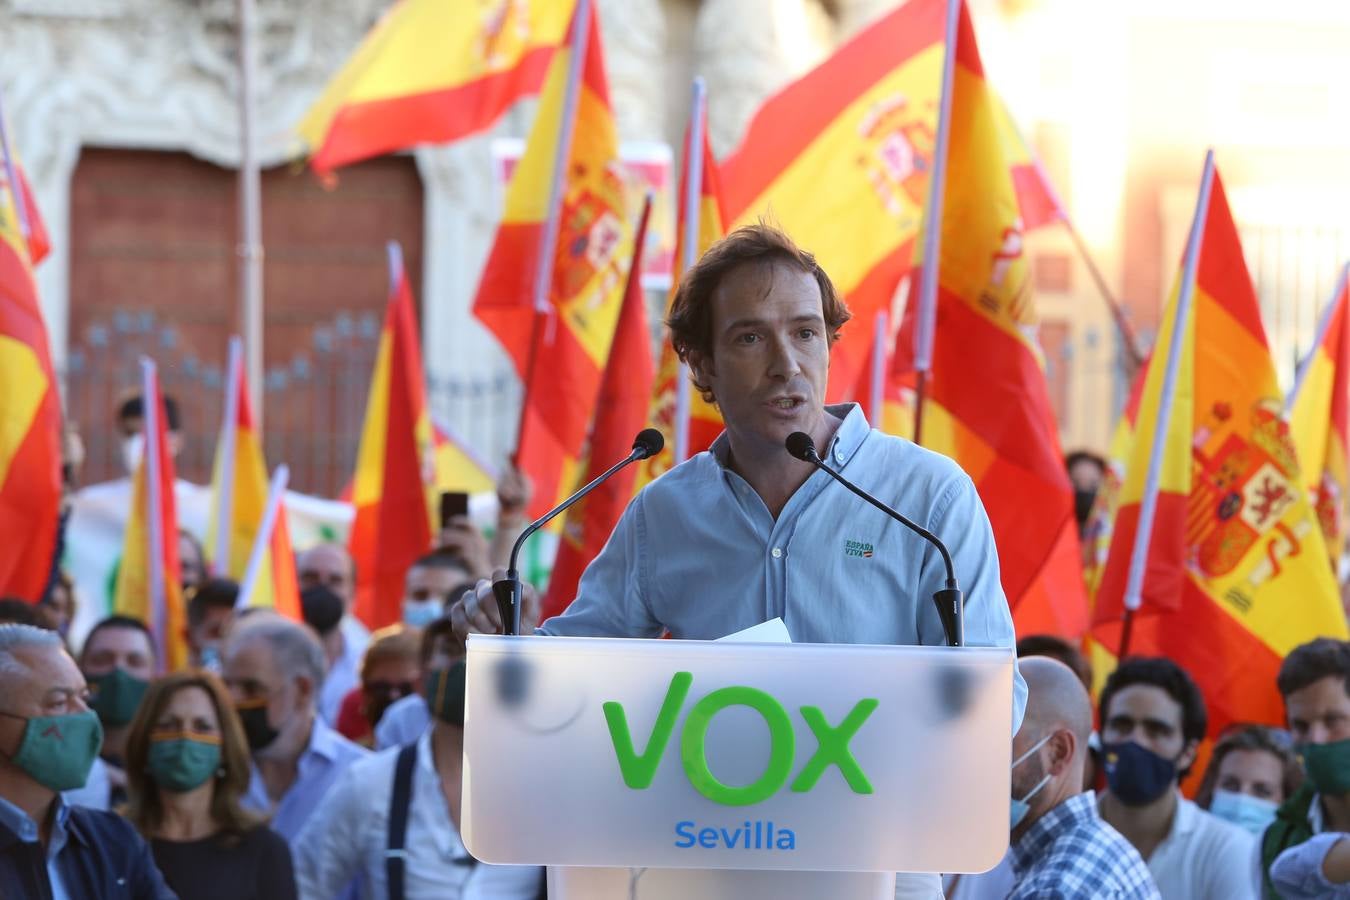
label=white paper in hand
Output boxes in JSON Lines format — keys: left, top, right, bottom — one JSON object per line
{"left": 715, "top": 617, "right": 791, "bottom": 644}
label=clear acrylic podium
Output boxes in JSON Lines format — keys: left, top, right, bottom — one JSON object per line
{"left": 461, "top": 634, "right": 1015, "bottom": 899}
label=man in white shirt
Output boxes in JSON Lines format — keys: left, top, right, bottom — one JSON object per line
{"left": 1097, "top": 656, "right": 1254, "bottom": 899}
{"left": 294, "top": 616, "right": 542, "bottom": 899}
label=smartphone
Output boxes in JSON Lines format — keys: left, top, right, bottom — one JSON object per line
{"left": 439, "top": 491, "right": 470, "bottom": 528}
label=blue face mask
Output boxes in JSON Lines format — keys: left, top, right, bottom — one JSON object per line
{"left": 1103, "top": 740, "right": 1178, "bottom": 807}
{"left": 1010, "top": 732, "right": 1053, "bottom": 830}
{"left": 403, "top": 598, "right": 443, "bottom": 628}
{"left": 1209, "top": 789, "right": 1278, "bottom": 835}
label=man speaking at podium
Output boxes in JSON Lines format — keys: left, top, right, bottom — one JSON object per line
{"left": 452, "top": 223, "right": 1025, "bottom": 899}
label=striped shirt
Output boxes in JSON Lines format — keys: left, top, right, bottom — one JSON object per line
{"left": 1010, "top": 792, "right": 1160, "bottom": 899}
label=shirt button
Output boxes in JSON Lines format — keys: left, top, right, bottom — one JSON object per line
{"left": 771, "top": 547, "right": 783, "bottom": 559}
{"left": 835, "top": 449, "right": 845, "bottom": 463}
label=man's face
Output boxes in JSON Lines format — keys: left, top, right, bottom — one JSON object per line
{"left": 222, "top": 637, "right": 303, "bottom": 747}
{"left": 1286, "top": 675, "right": 1350, "bottom": 745}
{"left": 1068, "top": 458, "right": 1104, "bottom": 495}
{"left": 687, "top": 262, "right": 831, "bottom": 456}
{"left": 361, "top": 657, "right": 421, "bottom": 728}
{"left": 404, "top": 565, "right": 469, "bottom": 609}
{"left": 1102, "top": 684, "right": 1193, "bottom": 777}
{"left": 298, "top": 545, "right": 355, "bottom": 609}
{"left": 82, "top": 626, "right": 155, "bottom": 681}
{"left": 0, "top": 646, "right": 89, "bottom": 761}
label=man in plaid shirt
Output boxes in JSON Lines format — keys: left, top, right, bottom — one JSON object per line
{"left": 1008, "top": 657, "right": 1159, "bottom": 899}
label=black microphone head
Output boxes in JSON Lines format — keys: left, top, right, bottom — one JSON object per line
{"left": 785, "top": 431, "right": 817, "bottom": 462}
{"left": 632, "top": 428, "right": 664, "bottom": 460}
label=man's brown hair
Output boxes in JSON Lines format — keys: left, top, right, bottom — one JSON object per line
{"left": 666, "top": 222, "right": 851, "bottom": 403}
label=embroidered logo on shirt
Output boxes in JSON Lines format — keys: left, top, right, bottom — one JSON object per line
{"left": 844, "top": 539, "right": 874, "bottom": 558}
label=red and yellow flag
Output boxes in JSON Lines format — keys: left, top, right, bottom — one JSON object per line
{"left": 1093, "top": 156, "right": 1348, "bottom": 734}
{"left": 542, "top": 199, "right": 654, "bottom": 619}
{"left": 297, "top": 0, "right": 575, "bottom": 176}
{"left": 720, "top": 0, "right": 945, "bottom": 403}
{"left": 114, "top": 361, "right": 187, "bottom": 670}
{"left": 11, "top": 164, "right": 48, "bottom": 265}
{"left": 634, "top": 93, "right": 726, "bottom": 489}
{"left": 892, "top": 4, "right": 1087, "bottom": 638}
{"left": 0, "top": 141, "right": 61, "bottom": 601}
{"left": 1288, "top": 264, "right": 1350, "bottom": 571}
{"left": 349, "top": 247, "right": 435, "bottom": 629}
{"left": 205, "top": 338, "right": 300, "bottom": 620}
{"left": 472, "top": 2, "right": 630, "bottom": 520}
{"left": 992, "top": 95, "right": 1063, "bottom": 232}
{"left": 431, "top": 419, "right": 497, "bottom": 496}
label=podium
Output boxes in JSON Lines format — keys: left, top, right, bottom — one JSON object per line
{"left": 461, "top": 634, "right": 1015, "bottom": 899}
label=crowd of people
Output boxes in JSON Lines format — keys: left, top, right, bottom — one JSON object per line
{"left": 2, "top": 223, "right": 1349, "bottom": 900}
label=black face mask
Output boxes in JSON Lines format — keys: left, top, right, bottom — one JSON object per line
{"left": 235, "top": 699, "right": 280, "bottom": 753}
{"left": 423, "top": 661, "right": 466, "bottom": 727}
{"left": 1074, "top": 488, "right": 1097, "bottom": 529}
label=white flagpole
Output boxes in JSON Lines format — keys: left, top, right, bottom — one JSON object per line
{"left": 673, "top": 76, "right": 707, "bottom": 464}
{"left": 141, "top": 358, "right": 169, "bottom": 665}
{"left": 1288, "top": 262, "right": 1350, "bottom": 412}
{"left": 1121, "top": 150, "right": 1215, "bottom": 624}
{"left": 237, "top": 465, "right": 290, "bottom": 610}
{"left": 212, "top": 337, "right": 244, "bottom": 574}
{"left": 237, "top": 0, "right": 264, "bottom": 428}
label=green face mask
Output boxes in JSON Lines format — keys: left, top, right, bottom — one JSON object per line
{"left": 88, "top": 668, "right": 149, "bottom": 728}
{"left": 147, "top": 734, "right": 222, "bottom": 793}
{"left": 1301, "top": 738, "right": 1350, "bottom": 795}
{"left": 0, "top": 709, "right": 104, "bottom": 792}
{"left": 423, "top": 661, "right": 466, "bottom": 727}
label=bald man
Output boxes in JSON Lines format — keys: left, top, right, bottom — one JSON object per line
{"left": 1007, "top": 657, "right": 1159, "bottom": 899}
{"left": 297, "top": 544, "right": 369, "bottom": 725}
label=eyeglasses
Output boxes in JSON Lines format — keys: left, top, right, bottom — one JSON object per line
{"left": 364, "top": 680, "right": 415, "bottom": 700}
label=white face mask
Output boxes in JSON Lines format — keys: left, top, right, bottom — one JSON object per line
{"left": 402, "top": 597, "right": 443, "bottom": 628}
{"left": 121, "top": 434, "right": 144, "bottom": 475}
{"left": 1010, "top": 732, "right": 1054, "bottom": 830}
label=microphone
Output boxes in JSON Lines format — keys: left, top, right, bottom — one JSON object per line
{"left": 492, "top": 428, "right": 664, "bottom": 635}
{"left": 785, "top": 431, "right": 964, "bottom": 647}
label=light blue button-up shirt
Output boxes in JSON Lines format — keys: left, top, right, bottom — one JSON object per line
{"left": 541, "top": 402, "right": 1027, "bottom": 728}
{"left": 242, "top": 715, "right": 369, "bottom": 842}
{"left": 0, "top": 795, "right": 73, "bottom": 900}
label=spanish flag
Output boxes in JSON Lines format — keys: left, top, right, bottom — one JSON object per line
{"left": 0, "top": 133, "right": 61, "bottom": 601}
{"left": 349, "top": 244, "right": 435, "bottom": 629}
{"left": 720, "top": 0, "right": 945, "bottom": 403}
{"left": 1093, "top": 153, "right": 1348, "bottom": 734}
{"left": 992, "top": 95, "right": 1063, "bottom": 232}
{"left": 431, "top": 419, "right": 497, "bottom": 496}
{"left": 634, "top": 84, "right": 726, "bottom": 489}
{"left": 114, "top": 360, "right": 187, "bottom": 671}
{"left": 1287, "top": 264, "right": 1350, "bottom": 572}
{"left": 472, "top": 0, "right": 630, "bottom": 521}
{"left": 542, "top": 198, "right": 654, "bottom": 619}
{"left": 205, "top": 337, "right": 300, "bottom": 619}
{"left": 297, "top": 0, "right": 576, "bottom": 176}
{"left": 11, "top": 163, "right": 48, "bottom": 265}
{"left": 893, "top": 3, "right": 1087, "bottom": 638}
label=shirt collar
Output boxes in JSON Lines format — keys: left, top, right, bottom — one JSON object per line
{"left": 303, "top": 716, "right": 345, "bottom": 765}
{"left": 0, "top": 794, "right": 74, "bottom": 856}
{"left": 1011, "top": 791, "right": 1098, "bottom": 875}
{"left": 708, "top": 402, "right": 868, "bottom": 469}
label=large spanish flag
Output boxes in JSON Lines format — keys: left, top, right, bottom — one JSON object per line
{"left": 349, "top": 245, "right": 435, "bottom": 629}
{"left": 1093, "top": 154, "right": 1348, "bottom": 734}
{"left": 893, "top": 3, "right": 1087, "bottom": 638}
{"left": 472, "top": 0, "right": 630, "bottom": 520}
{"left": 542, "top": 199, "right": 654, "bottom": 619}
{"left": 297, "top": 0, "right": 575, "bottom": 175}
{"left": 0, "top": 136, "right": 61, "bottom": 601}
{"left": 205, "top": 338, "right": 300, "bottom": 619}
{"left": 634, "top": 88, "right": 726, "bottom": 490}
{"left": 1287, "top": 264, "right": 1350, "bottom": 572}
{"left": 114, "top": 360, "right": 187, "bottom": 671}
{"left": 720, "top": 0, "right": 945, "bottom": 402}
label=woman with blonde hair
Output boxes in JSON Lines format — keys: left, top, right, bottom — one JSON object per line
{"left": 123, "top": 669, "right": 295, "bottom": 900}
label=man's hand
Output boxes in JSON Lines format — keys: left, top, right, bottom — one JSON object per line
{"left": 437, "top": 515, "right": 493, "bottom": 579}
{"left": 497, "top": 462, "right": 532, "bottom": 523}
{"left": 449, "top": 567, "right": 542, "bottom": 642}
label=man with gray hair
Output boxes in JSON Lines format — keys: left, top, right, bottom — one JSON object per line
{"left": 222, "top": 612, "right": 367, "bottom": 844}
{"left": 0, "top": 623, "right": 176, "bottom": 898}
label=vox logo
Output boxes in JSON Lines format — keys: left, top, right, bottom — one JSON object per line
{"left": 602, "top": 671, "right": 878, "bottom": 807}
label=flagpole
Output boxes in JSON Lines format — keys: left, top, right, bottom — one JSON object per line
{"left": 515, "top": 0, "right": 592, "bottom": 457}
{"left": 141, "top": 358, "right": 169, "bottom": 666}
{"left": 0, "top": 91, "right": 32, "bottom": 242}
{"left": 1288, "top": 262, "right": 1350, "bottom": 411}
{"left": 237, "top": 465, "right": 289, "bottom": 610}
{"left": 870, "top": 310, "right": 888, "bottom": 429}
{"left": 237, "top": 0, "right": 265, "bottom": 427}
{"left": 1118, "top": 149, "right": 1215, "bottom": 658}
{"left": 911, "top": 0, "right": 962, "bottom": 446}
{"left": 212, "top": 337, "right": 244, "bottom": 574}
{"left": 673, "top": 77, "right": 707, "bottom": 465}
{"left": 1058, "top": 214, "right": 1146, "bottom": 373}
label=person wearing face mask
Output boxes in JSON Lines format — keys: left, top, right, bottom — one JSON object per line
{"left": 1097, "top": 657, "right": 1255, "bottom": 899}
{"left": 335, "top": 625, "right": 422, "bottom": 746}
{"left": 76, "top": 614, "right": 157, "bottom": 810}
{"left": 401, "top": 551, "right": 475, "bottom": 629}
{"left": 1195, "top": 725, "right": 1302, "bottom": 837}
{"left": 0, "top": 623, "right": 177, "bottom": 898}
{"left": 186, "top": 579, "right": 240, "bottom": 672}
{"left": 294, "top": 616, "right": 544, "bottom": 899}
{"left": 221, "top": 613, "right": 367, "bottom": 846}
{"left": 1259, "top": 638, "right": 1350, "bottom": 898}
{"left": 123, "top": 670, "right": 295, "bottom": 900}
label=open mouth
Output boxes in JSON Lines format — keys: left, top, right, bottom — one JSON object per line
{"left": 767, "top": 397, "right": 805, "bottom": 413}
